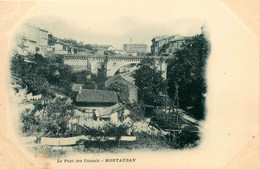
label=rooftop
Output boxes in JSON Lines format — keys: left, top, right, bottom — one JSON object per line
{"left": 72, "top": 84, "right": 83, "bottom": 92}
{"left": 76, "top": 89, "right": 118, "bottom": 103}
{"left": 105, "top": 72, "right": 137, "bottom": 88}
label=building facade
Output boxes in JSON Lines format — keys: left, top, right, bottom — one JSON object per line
{"left": 91, "top": 45, "right": 114, "bottom": 55}
{"left": 74, "top": 88, "right": 129, "bottom": 123}
{"left": 75, "top": 88, "right": 118, "bottom": 112}
{"left": 150, "top": 34, "right": 186, "bottom": 56}
{"left": 123, "top": 44, "right": 147, "bottom": 53}
{"left": 18, "top": 24, "right": 49, "bottom": 56}
{"left": 105, "top": 72, "right": 138, "bottom": 103}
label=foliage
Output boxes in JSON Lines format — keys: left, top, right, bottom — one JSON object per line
{"left": 133, "top": 57, "right": 168, "bottom": 116}
{"left": 11, "top": 53, "right": 52, "bottom": 95}
{"left": 107, "top": 82, "right": 130, "bottom": 105}
{"left": 11, "top": 51, "right": 96, "bottom": 97}
{"left": 132, "top": 132, "right": 170, "bottom": 150}
{"left": 83, "top": 123, "right": 130, "bottom": 141}
{"left": 125, "top": 102, "right": 145, "bottom": 122}
{"left": 21, "top": 109, "right": 41, "bottom": 134}
{"left": 71, "top": 70, "right": 95, "bottom": 89}
{"left": 167, "top": 34, "right": 210, "bottom": 120}
{"left": 48, "top": 34, "right": 57, "bottom": 46}
{"left": 92, "top": 63, "right": 107, "bottom": 89}
{"left": 172, "top": 125, "right": 200, "bottom": 149}
{"left": 103, "top": 123, "right": 129, "bottom": 140}
{"left": 150, "top": 110, "right": 179, "bottom": 130}
{"left": 20, "top": 98, "right": 75, "bottom": 137}
{"left": 61, "top": 38, "right": 94, "bottom": 52}
{"left": 104, "top": 50, "right": 116, "bottom": 56}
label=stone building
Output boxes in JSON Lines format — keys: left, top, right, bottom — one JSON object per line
{"left": 74, "top": 88, "right": 130, "bottom": 123}
{"left": 75, "top": 88, "right": 118, "bottom": 113}
{"left": 18, "top": 23, "right": 49, "bottom": 56}
{"left": 123, "top": 44, "right": 147, "bottom": 53}
{"left": 91, "top": 45, "right": 114, "bottom": 55}
{"left": 150, "top": 34, "right": 187, "bottom": 56}
{"left": 105, "top": 72, "right": 138, "bottom": 103}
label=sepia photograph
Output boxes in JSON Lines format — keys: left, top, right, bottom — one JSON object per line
{"left": 0, "top": 1, "right": 259, "bottom": 169}
{"left": 10, "top": 17, "right": 210, "bottom": 157}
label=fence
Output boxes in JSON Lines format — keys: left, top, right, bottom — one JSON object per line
{"left": 40, "top": 135, "right": 136, "bottom": 146}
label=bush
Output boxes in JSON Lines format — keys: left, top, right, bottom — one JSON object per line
{"left": 83, "top": 123, "right": 130, "bottom": 141}
{"left": 172, "top": 125, "right": 200, "bottom": 149}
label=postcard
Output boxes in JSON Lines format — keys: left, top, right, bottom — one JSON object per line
{"left": 0, "top": 1, "right": 259, "bottom": 169}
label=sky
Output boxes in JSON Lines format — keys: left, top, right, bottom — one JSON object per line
{"left": 20, "top": 1, "right": 205, "bottom": 50}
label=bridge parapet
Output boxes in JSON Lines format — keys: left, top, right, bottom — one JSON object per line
{"left": 58, "top": 54, "right": 171, "bottom": 60}
{"left": 59, "top": 54, "right": 170, "bottom": 78}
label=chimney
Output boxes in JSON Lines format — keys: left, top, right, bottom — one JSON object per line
{"left": 79, "top": 86, "right": 82, "bottom": 94}
{"left": 94, "top": 84, "right": 98, "bottom": 89}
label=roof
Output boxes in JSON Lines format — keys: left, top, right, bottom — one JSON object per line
{"left": 105, "top": 72, "right": 138, "bottom": 88}
{"left": 76, "top": 89, "right": 118, "bottom": 103}
{"left": 177, "top": 111, "right": 199, "bottom": 126}
{"left": 97, "top": 104, "right": 123, "bottom": 118}
{"left": 49, "top": 85, "right": 67, "bottom": 97}
{"left": 72, "top": 84, "right": 83, "bottom": 92}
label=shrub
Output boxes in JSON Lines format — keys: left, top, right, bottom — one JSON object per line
{"left": 172, "top": 125, "right": 200, "bottom": 149}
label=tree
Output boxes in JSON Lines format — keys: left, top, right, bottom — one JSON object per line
{"left": 173, "top": 125, "right": 200, "bottom": 149}
{"left": 107, "top": 82, "right": 129, "bottom": 105}
{"left": 92, "top": 63, "right": 107, "bottom": 89}
{"left": 21, "top": 98, "right": 75, "bottom": 137}
{"left": 126, "top": 102, "right": 145, "bottom": 122}
{"left": 84, "top": 44, "right": 94, "bottom": 51}
{"left": 167, "top": 34, "right": 210, "bottom": 120}
{"left": 133, "top": 57, "right": 168, "bottom": 117}
{"left": 48, "top": 34, "right": 57, "bottom": 47}
{"left": 150, "top": 110, "right": 179, "bottom": 130}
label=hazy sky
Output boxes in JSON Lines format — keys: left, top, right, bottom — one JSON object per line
{"left": 22, "top": 1, "right": 205, "bottom": 50}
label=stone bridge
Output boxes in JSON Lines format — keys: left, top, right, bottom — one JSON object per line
{"left": 61, "top": 54, "right": 169, "bottom": 78}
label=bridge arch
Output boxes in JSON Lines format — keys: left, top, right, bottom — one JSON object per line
{"left": 113, "top": 63, "right": 138, "bottom": 76}
{"left": 106, "top": 59, "right": 141, "bottom": 77}
{"left": 62, "top": 55, "right": 168, "bottom": 78}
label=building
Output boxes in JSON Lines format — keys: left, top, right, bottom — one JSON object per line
{"left": 50, "top": 40, "right": 92, "bottom": 56}
{"left": 113, "top": 49, "right": 127, "bottom": 55}
{"left": 73, "top": 88, "right": 132, "bottom": 124}
{"left": 105, "top": 72, "right": 138, "bottom": 103}
{"left": 50, "top": 41, "right": 68, "bottom": 55}
{"left": 75, "top": 88, "right": 118, "bottom": 112}
{"left": 71, "top": 84, "right": 84, "bottom": 92}
{"left": 18, "top": 23, "right": 49, "bottom": 56}
{"left": 70, "top": 103, "right": 130, "bottom": 129}
{"left": 91, "top": 45, "right": 114, "bottom": 55}
{"left": 201, "top": 23, "right": 209, "bottom": 37}
{"left": 150, "top": 34, "right": 186, "bottom": 56}
{"left": 123, "top": 44, "right": 147, "bottom": 53}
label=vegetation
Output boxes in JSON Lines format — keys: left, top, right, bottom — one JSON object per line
{"left": 61, "top": 38, "right": 94, "bottom": 51}
{"left": 92, "top": 63, "right": 108, "bottom": 89}
{"left": 172, "top": 125, "right": 200, "bottom": 149}
{"left": 150, "top": 110, "right": 179, "bottom": 130}
{"left": 48, "top": 35, "right": 95, "bottom": 52}
{"left": 11, "top": 52, "right": 107, "bottom": 97}
{"left": 131, "top": 34, "right": 209, "bottom": 148}
{"left": 12, "top": 31, "right": 209, "bottom": 152}
{"left": 84, "top": 123, "right": 129, "bottom": 140}
{"left": 167, "top": 34, "right": 210, "bottom": 120}
{"left": 21, "top": 98, "right": 75, "bottom": 137}
{"left": 126, "top": 102, "right": 145, "bottom": 122}
{"left": 107, "top": 81, "right": 130, "bottom": 105}
{"left": 133, "top": 57, "right": 168, "bottom": 117}
{"left": 11, "top": 51, "right": 107, "bottom": 137}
